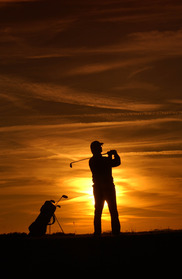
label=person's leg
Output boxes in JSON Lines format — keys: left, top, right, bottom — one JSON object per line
{"left": 93, "top": 188, "right": 104, "bottom": 235}
{"left": 106, "top": 187, "right": 120, "bottom": 235}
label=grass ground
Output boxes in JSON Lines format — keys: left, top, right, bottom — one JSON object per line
{"left": 1, "top": 230, "right": 182, "bottom": 277}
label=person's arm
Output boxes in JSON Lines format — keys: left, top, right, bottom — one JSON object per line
{"left": 107, "top": 150, "right": 121, "bottom": 167}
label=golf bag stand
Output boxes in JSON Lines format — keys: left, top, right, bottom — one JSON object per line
{"left": 48, "top": 214, "right": 64, "bottom": 234}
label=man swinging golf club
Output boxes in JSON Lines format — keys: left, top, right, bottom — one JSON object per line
{"left": 89, "top": 141, "right": 121, "bottom": 236}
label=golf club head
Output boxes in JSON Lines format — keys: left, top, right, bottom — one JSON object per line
{"left": 62, "top": 195, "right": 68, "bottom": 199}
{"left": 70, "top": 163, "right": 72, "bottom": 168}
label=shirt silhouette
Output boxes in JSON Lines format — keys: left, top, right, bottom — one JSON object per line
{"left": 89, "top": 141, "right": 121, "bottom": 235}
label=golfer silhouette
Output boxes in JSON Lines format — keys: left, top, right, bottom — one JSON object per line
{"left": 89, "top": 141, "right": 121, "bottom": 236}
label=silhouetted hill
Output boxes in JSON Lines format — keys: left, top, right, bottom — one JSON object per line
{"left": 1, "top": 230, "right": 182, "bottom": 276}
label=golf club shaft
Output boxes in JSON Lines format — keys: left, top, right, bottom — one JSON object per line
{"left": 55, "top": 195, "right": 68, "bottom": 206}
{"left": 55, "top": 196, "right": 62, "bottom": 206}
{"left": 70, "top": 152, "right": 108, "bottom": 167}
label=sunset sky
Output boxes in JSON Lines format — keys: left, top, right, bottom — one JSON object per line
{"left": 0, "top": 0, "right": 182, "bottom": 234}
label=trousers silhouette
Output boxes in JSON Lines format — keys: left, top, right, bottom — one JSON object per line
{"left": 94, "top": 186, "right": 120, "bottom": 235}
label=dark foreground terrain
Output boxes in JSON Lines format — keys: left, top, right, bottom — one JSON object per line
{"left": 1, "top": 230, "right": 182, "bottom": 276}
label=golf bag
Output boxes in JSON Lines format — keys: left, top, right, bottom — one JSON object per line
{"left": 29, "top": 200, "right": 56, "bottom": 237}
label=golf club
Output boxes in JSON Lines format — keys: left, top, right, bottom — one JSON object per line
{"left": 70, "top": 152, "right": 108, "bottom": 168}
{"left": 55, "top": 195, "right": 68, "bottom": 206}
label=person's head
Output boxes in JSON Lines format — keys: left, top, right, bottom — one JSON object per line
{"left": 90, "top": 141, "right": 103, "bottom": 155}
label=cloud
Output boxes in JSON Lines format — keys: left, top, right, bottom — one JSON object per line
{"left": 67, "top": 58, "right": 154, "bottom": 76}
{"left": 71, "top": 29, "right": 182, "bottom": 57}
{"left": 113, "top": 81, "right": 159, "bottom": 92}
{"left": 128, "top": 66, "right": 153, "bottom": 79}
{"left": 68, "top": 61, "right": 126, "bottom": 75}
{"left": 0, "top": 74, "right": 165, "bottom": 112}
{"left": 25, "top": 28, "right": 182, "bottom": 59}
{"left": 93, "top": 0, "right": 182, "bottom": 25}
{"left": 1, "top": 0, "right": 182, "bottom": 60}
{"left": 128, "top": 30, "right": 182, "bottom": 55}
{"left": 1, "top": 0, "right": 181, "bottom": 62}
{"left": 0, "top": 0, "right": 35, "bottom": 2}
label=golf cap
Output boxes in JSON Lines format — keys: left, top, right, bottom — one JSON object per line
{"left": 90, "top": 141, "right": 103, "bottom": 153}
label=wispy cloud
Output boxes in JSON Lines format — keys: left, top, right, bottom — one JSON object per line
{"left": 128, "top": 30, "right": 182, "bottom": 55}
{"left": 24, "top": 28, "right": 182, "bottom": 59}
{"left": 0, "top": 0, "right": 35, "bottom": 2}
{"left": 67, "top": 58, "right": 153, "bottom": 76}
{"left": 0, "top": 74, "right": 165, "bottom": 112}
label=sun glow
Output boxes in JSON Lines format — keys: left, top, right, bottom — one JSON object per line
{"left": 69, "top": 177, "right": 95, "bottom": 206}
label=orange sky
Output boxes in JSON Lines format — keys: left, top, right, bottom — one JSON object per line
{"left": 0, "top": 0, "right": 182, "bottom": 234}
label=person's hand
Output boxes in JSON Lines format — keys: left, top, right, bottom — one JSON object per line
{"left": 107, "top": 150, "right": 117, "bottom": 156}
